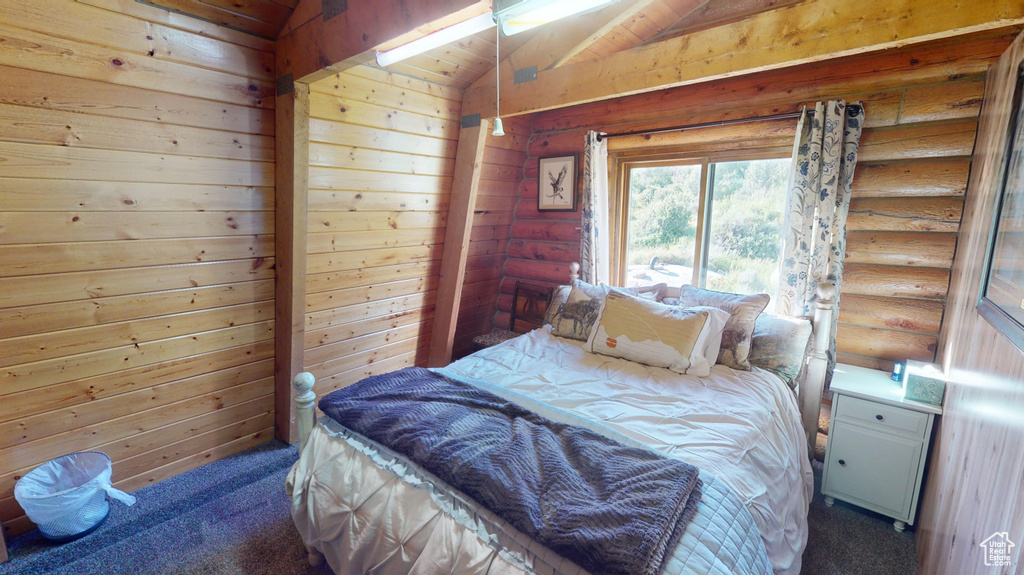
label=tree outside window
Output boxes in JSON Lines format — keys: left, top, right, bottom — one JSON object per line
{"left": 620, "top": 156, "right": 790, "bottom": 311}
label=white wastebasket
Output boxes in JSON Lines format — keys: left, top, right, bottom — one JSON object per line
{"left": 14, "top": 451, "right": 136, "bottom": 542}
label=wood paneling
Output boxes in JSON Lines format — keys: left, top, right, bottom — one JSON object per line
{"left": 0, "top": 0, "right": 274, "bottom": 537}
{"left": 918, "top": 32, "right": 1024, "bottom": 574}
{"left": 144, "top": 0, "right": 294, "bottom": 39}
{"left": 499, "top": 37, "right": 1007, "bottom": 370}
{"left": 302, "top": 67, "right": 460, "bottom": 396}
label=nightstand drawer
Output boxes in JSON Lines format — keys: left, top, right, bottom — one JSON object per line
{"left": 835, "top": 394, "right": 929, "bottom": 438}
{"left": 824, "top": 423, "right": 922, "bottom": 519}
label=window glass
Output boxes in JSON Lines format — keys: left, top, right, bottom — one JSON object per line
{"left": 621, "top": 157, "right": 789, "bottom": 308}
{"left": 705, "top": 158, "right": 789, "bottom": 310}
{"left": 625, "top": 164, "right": 701, "bottom": 289}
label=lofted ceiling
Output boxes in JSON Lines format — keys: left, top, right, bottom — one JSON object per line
{"left": 380, "top": 25, "right": 533, "bottom": 91}
{"left": 152, "top": 0, "right": 1024, "bottom": 117}
{"left": 147, "top": 0, "right": 798, "bottom": 81}
{"left": 146, "top": 0, "right": 298, "bottom": 39}
{"left": 370, "top": 0, "right": 801, "bottom": 90}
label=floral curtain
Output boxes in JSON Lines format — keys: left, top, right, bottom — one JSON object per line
{"left": 777, "top": 100, "right": 864, "bottom": 374}
{"left": 580, "top": 131, "right": 610, "bottom": 284}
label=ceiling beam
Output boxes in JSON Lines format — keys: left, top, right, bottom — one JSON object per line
{"left": 547, "top": 0, "right": 672, "bottom": 69}
{"left": 463, "top": 0, "right": 1024, "bottom": 119}
{"left": 644, "top": 0, "right": 804, "bottom": 45}
{"left": 474, "top": 0, "right": 701, "bottom": 92}
{"left": 276, "top": 0, "right": 489, "bottom": 85}
{"left": 427, "top": 119, "right": 490, "bottom": 368}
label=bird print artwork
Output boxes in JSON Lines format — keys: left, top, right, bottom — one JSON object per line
{"left": 547, "top": 165, "right": 568, "bottom": 201}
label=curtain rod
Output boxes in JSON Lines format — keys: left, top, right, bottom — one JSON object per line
{"left": 595, "top": 104, "right": 863, "bottom": 142}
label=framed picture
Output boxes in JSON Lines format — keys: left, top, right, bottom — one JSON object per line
{"left": 979, "top": 64, "right": 1024, "bottom": 351}
{"left": 538, "top": 155, "right": 578, "bottom": 212}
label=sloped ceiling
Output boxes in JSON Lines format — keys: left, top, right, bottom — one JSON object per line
{"left": 144, "top": 0, "right": 793, "bottom": 83}
{"left": 379, "top": 0, "right": 797, "bottom": 90}
{"left": 145, "top": 0, "right": 296, "bottom": 39}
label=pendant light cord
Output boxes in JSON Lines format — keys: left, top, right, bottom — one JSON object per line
{"left": 495, "top": 23, "right": 500, "bottom": 119}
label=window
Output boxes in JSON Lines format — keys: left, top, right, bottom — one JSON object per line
{"left": 612, "top": 151, "right": 790, "bottom": 309}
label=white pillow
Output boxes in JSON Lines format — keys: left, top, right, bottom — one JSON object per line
{"left": 585, "top": 288, "right": 729, "bottom": 376}
{"left": 684, "top": 305, "right": 731, "bottom": 370}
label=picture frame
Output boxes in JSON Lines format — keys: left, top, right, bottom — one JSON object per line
{"left": 978, "top": 63, "right": 1024, "bottom": 351}
{"left": 537, "top": 155, "right": 578, "bottom": 212}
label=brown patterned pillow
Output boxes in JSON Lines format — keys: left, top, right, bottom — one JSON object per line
{"left": 675, "top": 285, "right": 770, "bottom": 370}
{"left": 547, "top": 281, "right": 605, "bottom": 341}
{"left": 543, "top": 285, "right": 573, "bottom": 329}
{"left": 543, "top": 281, "right": 668, "bottom": 341}
{"left": 748, "top": 314, "right": 813, "bottom": 389}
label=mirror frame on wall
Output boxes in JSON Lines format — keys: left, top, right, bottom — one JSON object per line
{"left": 977, "top": 61, "right": 1024, "bottom": 354}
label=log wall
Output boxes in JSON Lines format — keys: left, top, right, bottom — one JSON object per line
{"left": 302, "top": 66, "right": 461, "bottom": 396}
{"left": 0, "top": 0, "right": 276, "bottom": 537}
{"left": 501, "top": 33, "right": 1013, "bottom": 372}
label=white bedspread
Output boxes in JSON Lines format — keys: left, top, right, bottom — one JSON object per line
{"left": 445, "top": 327, "right": 812, "bottom": 575}
{"left": 288, "top": 415, "right": 773, "bottom": 575}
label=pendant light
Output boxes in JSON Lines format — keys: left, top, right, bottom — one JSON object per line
{"left": 492, "top": 22, "right": 505, "bottom": 137}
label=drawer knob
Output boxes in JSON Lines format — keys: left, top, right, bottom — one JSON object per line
{"left": 875, "top": 414, "right": 884, "bottom": 421}
{"left": 838, "top": 459, "right": 846, "bottom": 466}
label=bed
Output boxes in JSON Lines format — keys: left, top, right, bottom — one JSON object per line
{"left": 286, "top": 263, "right": 835, "bottom": 575}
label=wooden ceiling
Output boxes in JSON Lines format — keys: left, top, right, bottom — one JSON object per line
{"left": 151, "top": 0, "right": 1024, "bottom": 114}
{"left": 381, "top": 27, "right": 532, "bottom": 91}
{"left": 148, "top": 0, "right": 796, "bottom": 81}
{"left": 146, "top": 0, "right": 297, "bottom": 38}
{"left": 371, "top": 0, "right": 801, "bottom": 90}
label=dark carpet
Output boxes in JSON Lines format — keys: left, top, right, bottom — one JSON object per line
{"left": 0, "top": 440, "right": 331, "bottom": 575}
{"left": 1, "top": 442, "right": 916, "bottom": 574}
{"left": 803, "top": 460, "right": 918, "bottom": 574}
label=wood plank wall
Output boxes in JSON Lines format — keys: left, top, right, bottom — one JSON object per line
{"left": 302, "top": 66, "right": 462, "bottom": 397}
{"left": 452, "top": 116, "right": 531, "bottom": 358}
{"left": 0, "top": 0, "right": 275, "bottom": 536}
{"left": 500, "top": 33, "right": 1012, "bottom": 372}
{"left": 918, "top": 32, "right": 1024, "bottom": 574}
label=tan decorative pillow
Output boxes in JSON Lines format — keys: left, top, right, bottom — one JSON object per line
{"left": 586, "top": 289, "right": 728, "bottom": 376}
{"left": 545, "top": 280, "right": 669, "bottom": 341}
{"left": 625, "top": 283, "right": 669, "bottom": 301}
{"left": 675, "top": 285, "right": 770, "bottom": 370}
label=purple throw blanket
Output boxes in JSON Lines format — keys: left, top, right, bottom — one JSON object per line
{"left": 318, "top": 367, "right": 703, "bottom": 575}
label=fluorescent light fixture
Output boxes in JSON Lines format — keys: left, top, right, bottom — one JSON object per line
{"left": 376, "top": 12, "right": 495, "bottom": 67}
{"left": 495, "top": 0, "right": 618, "bottom": 36}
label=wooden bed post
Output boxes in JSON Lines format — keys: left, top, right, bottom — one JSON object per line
{"left": 291, "top": 371, "right": 326, "bottom": 567}
{"left": 569, "top": 262, "right": 581, "bottom": 282}
{"left": 802, "top": 281, "right": 836, "bottom": 456}
{"left": 293, "top": 372, "right": 317, "bottom": 452}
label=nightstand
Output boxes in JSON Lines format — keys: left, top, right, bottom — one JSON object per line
{"left": 822, "top": 363, "right": 942, "bottom": 532}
